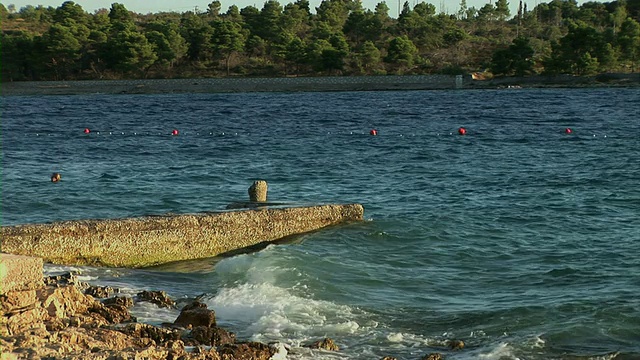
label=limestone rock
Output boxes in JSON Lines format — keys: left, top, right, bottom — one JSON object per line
{"left": 307, "top": 337, "right": 339, "bottom": 351}
{"left": 37, "top": 285, "right": 94, "bottom": 319}
{"left": 102, "top": 295, "right": 133, "bottom": 308}
{"left": 174, "top": 301, "right": 216, "bottom": 328}
{"left": 218, "top": 341, "right": 275, "bottom": 360}
{"left": 422, "top": 353, "right": 443, "bottom": 360}
{"left": 44, "top": 271, "right": 89, "bottom": 291}
{"left": 119, "top": 323, "right": 182, "bottom": 345}
{"left": 88, "top": 302, "right": 136, "bottom": 324}
{"left": 188, "top": 325, "right": 236, "bottom": 346}
{"left": 137, "top": 290, "right": 176, "bottom": 308}
{"left": 0, "top": 254, "right": 43, "bottom": 294}
{"left": 85, "top": 285, "right": 117, "bottom": 298}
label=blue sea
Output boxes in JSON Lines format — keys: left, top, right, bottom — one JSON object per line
{"left": 2, "top": 88, "right": 640, "bottom": 359}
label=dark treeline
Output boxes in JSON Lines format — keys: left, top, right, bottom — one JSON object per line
{"left": 1, "top": 0, "right": 639, "bottom": 81}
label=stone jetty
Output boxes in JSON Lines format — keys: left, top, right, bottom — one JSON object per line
{"left": 1, "top": 204, "right": 363, "bottom": 268}
{"left": 1, "top": 181, "right": 364, "bottom": 268}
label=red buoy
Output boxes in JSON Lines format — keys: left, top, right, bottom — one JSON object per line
{"left": 84, "top": 128, "right": 90, "bottom": 134}
{"left": 458, "top": 127, "right": 467, "bottom": 135}
{"left": 565, "top": 128, "right": 572, "bottom": 134}
{"left": 370, "top": 129, "right": 378, "bottom": 136}
{"left": 172, "top": 129, "right": 179, "bottom": 136}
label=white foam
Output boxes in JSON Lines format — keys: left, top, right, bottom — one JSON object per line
{"left": 130, "top": 301, "right": 180, "bottom": 325}
{"left": 207, "top": 249, "right": 369, "bottom": 346}
{"left": 478, "top": 342, "right": 520, "bottom": 360}
{"left": 208, "top": 282, "right": 360, "bottom": 342}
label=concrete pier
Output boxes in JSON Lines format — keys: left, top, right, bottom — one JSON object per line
{"left": 0, "top": 204, "right": 364, "bottom": 268}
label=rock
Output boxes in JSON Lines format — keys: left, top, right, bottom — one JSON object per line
{"left": 37, "top": 285, "right": 95, "bottom": 319}
{"left": 181, "top": 300, "right": 208, "bottom": 311}
{"left": 448, "top": 339, "right": 464, "bottom": 350}
{"left": 85, "top": 285, "right": 117, "bottom": 298}
{"left": 136, "top": 290, "right": 176, "bottom": 308}
{"left": 0, "top": 289, "right": 37, "bottom": 316}
{"left": 88, "top": 303, "right": 136, "bottom": 324}
{"left": 307, "top": 337, "right": 339, "bottom": 351}
{"left": 119, "top": 323, "right": 182, "bottom": 345}
{"left": 422, "top": 353, "right": 443, "bottom": 360}
{"left": 44, "top": 271, "right": 89, "bottom": 291}
{"left": 173, "top": 302, "right": 216, "bottom": 328}
{"left": 102, "top": 296, "right": 133, "bottom": 308}
{"left": 0, "top": 254, "right": 43, "bottom": 294}
{"left": 218, "top": 341, "right": 275, "bottom": 360}
{"left": 188, "top": 326, "right": 236, "bottom": 346}
{"left": 248, "top": 180, "right": 268, "bottom": 202}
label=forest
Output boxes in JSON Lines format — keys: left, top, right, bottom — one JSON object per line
{"left": 1, "top": 0, "right": 639, "bottom": 81}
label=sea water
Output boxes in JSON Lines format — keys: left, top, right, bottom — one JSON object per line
{"left": 2, "top": 88, "right": 640, "bottom": 359}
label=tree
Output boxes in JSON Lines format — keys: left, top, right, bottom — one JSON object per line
{"left": 490, "top": 36, "right": 535, "bottom": 75}
{"left": 108, "top": 3, "right": 132, "bottom": 22}
{"left": 544, "top": 20, "right": 615, "bottom": 74}
{"left": 53, "top": 1, "right": 87, "bottom": 24}
{"left": 145, "top": 21, "right": 188, "bottom": 69}
{"left": 40, "top": 23, "right": 82, "bottom": 79}
{"left": 618, "top": 17, "right": 640, "bottom": 71}
{"left": 284, "top": 36, "right": 307, "bottom": 74}
{"left": 207, "top": 1, "right": 222, "bottom": 18}
{"left": 495, "top": 0, "right": 510, "bottom": 21}
{"left": 458, "top": 0, "right": 468, "bottom": 19}
{"left": 211, "top": 20, "right": 246, "bottom": 75}
{"left": 357, "top": 40, "right": 382, "bottom": 74}
{"left": 385, "top": 35, "right": 418, "bottom": 73}
{"left": 180, "top": 13, "right": 213, "bottom": 61}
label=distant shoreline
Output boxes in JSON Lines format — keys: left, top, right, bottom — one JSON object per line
{"left": 1, "top": 74, "right": 638, "bottom": 96}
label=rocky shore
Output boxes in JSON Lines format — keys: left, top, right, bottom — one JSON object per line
{"left": 0, "top": 254, "right": 460, "bottom": 360}
{"left": 1, "top": 74, "right": 638, "bottom": 96}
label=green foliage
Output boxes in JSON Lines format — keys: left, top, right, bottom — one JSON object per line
{"left": 385, "top": 35, "right": 418, "bottom": 72}
{"left": 490, "top": 36, "right": 534, "bottom": 75}
{"left": 1, "top": 0, "right": 638, "bottom": 80}
{"left": 211, "top": 20, "right": 247, "bottom": 74}
{"left": 618, "top": 17, "right": 640, "bottom": 70}
{"left": 545, "top": 20, "right": 615, "bottom": 74}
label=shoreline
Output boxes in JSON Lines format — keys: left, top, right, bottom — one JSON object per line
{"left": 0, "top": 257, "right": 458, "bottom": 359}
{"left": 2, "top": 74, "right": 639, "bottom": 96}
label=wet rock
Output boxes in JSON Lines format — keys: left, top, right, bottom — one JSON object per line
{"left": 448, "top": 339, "right": 464, "bottom": 350}
{"left": 119, "top": 323, "right": 182, "bottom": 345}
{"left": 85, "top": 285, "right": 117, "bottom": 299}
{"left": 307, "top": 337, "right": 339, "bottom": 351}
{"left": 218, "top": 341, "right": 275, "bottom": 360}
{"left": 188, "top": 325, "right": 236, "bottom": 346}
{"left": 102, "top": 296, "right": 133, "bottom": 308}
{"left": 136, "top": 290, "right": 176, "bottom": 308}
{"left": 174, "top": 301, "right": 216, "bottom": 328}
{"left": 422, "top": 353, "right": 443, "bottom": 360}
{"left": 44, "top": 272, "right": 89, "bottom": 291}
{"left": 88, "top": 302, "right": 136, "bottom": 324}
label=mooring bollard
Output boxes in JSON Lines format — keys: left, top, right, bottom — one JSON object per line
{"left": 248, "top": 180, "right": 268, "bottom": 202}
